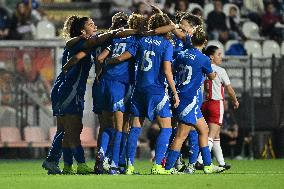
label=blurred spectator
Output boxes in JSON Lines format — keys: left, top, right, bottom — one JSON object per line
{"left": 261, "top": 2, "right": 283, "bottom": 40}
{"left": 191, "top": 7, "right": 203, "bottom": 19}
{"left": 10, "top": 1, "right": 35, "bottom": 40}
{"left": 189, "top": 0, "right": 205, "bottom": 7}
{"left": 110, "top": 0, "right": 132, "bottom": 15}
{"left": 175, "top": 0, "right": 188, "bottom": 12}
{"left": 22, "top": 0, "right": 43, "bottom": 24}
{"left": 243, "top": 0, "right": 264, "bottom": 25}
{"left": 133, "top": 2, "right": 151, "bottom": 18}
{"left": 0, "top": 4, "right": 11, "bottom": 40}
{"left": 226, "top": 5, "right": 244, "bottom": 39}
{"left": 220, "top": 100, "right": 239, "bottom": 158}
{"left": 162, "top": 1, "right": 174, "bottom": 20}
{"left": 206, "top": 0, "right": 232, "bottom": 43}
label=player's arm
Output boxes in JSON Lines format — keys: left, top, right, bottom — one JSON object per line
{"left": 225, "top": 84, "right": 239, "bottom": 109}
{"left": 106, "top": 40, "right": 138, "bottom": 65}
{"left": 66, "top": 36, "right": 85, "bottom": 49}
{"left": 163, "top": 42, "right": 179, "bottom": 108}
{"left": 172, "top": 28, "right": 186, "bottom": 42}
{"left": 105, "top": 51, "right": 133, "bottom": 65}
{"left": 115, "top": 29, "right": 138, "bottom": 38}
{"left": 83, "top": 32, "right": 114, "bottom": 49}
{"left": 207, "top": 72, "right": 217, "bottom": 80}
{"left": 222, "top": 69, "right": 239, "bottom": 109}
{"left": 144, "top": 4, "right": 177, "bottom": 36}
{"left": 62, "top": 50, "right": 89, "bottom": 73}
{"left": 81, "top": 29, "right": 122, "bottom": 49}
{"left": 204, "top": 58, "right": 216, "bottom": 80}
{"left": 95, "top": 48, "right": 110, "bottom": 79}
{"left": 143, "top": 24, "right": 176, "bottom": 36}
{"left": 164, "top": 61, "right": 179, "bottom": 108}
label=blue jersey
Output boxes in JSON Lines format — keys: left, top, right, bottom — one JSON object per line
{"left": 174, "top": 47, "right": 213, "bottom": 98}
{"left": 173, "top": 34, "right": 191, "bottom": 59}
{"left": 102, "top": 36, "right": 136, "bottom": 83}
{"left": 128, "top": 35, "right": 173, "bottom": 94}
{"left": 58, "top": 39, "right": 92, "bottom": 103}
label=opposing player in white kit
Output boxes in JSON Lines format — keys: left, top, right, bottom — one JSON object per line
{"left": 196, "top": 45, "right": 239, "bottom": 170}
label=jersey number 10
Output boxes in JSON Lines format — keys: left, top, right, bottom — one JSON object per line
{"left": 178, "top": 64, "right": 192, "bottom": 85}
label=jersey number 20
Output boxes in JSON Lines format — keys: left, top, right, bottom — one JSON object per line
{"left": 113, "top": 43, "right": 127, "bottom": 57}
{"left": 178, "top": 64, "right": 192, "bottom": 85}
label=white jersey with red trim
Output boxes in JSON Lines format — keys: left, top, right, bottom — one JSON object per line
{"left": 203, "top": 64, "right": 230, "bottom": 101}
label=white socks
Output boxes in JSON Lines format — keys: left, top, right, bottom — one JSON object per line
{"left": 212, "top": 138, "right": 225, "bottom": 166}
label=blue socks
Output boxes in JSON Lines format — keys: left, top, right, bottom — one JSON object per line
{"left": 62, "top": 147, "right": 73, "bottom": 166}
{"left": 105, "top": 128, "right": 115, "bottom": 159}
{"left": 71, "top": 145, "right": 85, "bottom": 164}
{"left": 119, "top": 132, "right": 128, "bottom": 166}
{"left": 126, "top": 127, "right": 141, "bottom": 165}
{"left": 46, "top": 131, "right": 64, "bottom": 164}
{"left": 188, "top": 130, "right": 199, "bottom": 164}
{"left": 155, "top": 128, "right": 172, "bottom": 165}
{"left": 99, "top": 127, "right": 114, "bottom": 156}
{"left": 200, "top": 146, "right": 212, "bottom": 166}
{"left": 111, "top": 131, "right": 122, "bottom": 167}
{"left": 165, "top": 149, "right": 180, "bottom": 170}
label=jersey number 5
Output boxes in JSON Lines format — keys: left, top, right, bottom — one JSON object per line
{"left": 141, "top": 50, "right": 155, "bottom": 71}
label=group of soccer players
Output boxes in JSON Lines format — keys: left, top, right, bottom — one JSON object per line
{"left": 42, "top": 3, "right": 239, "bottom": 175}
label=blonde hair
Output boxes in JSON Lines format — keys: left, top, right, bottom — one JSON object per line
{"left": 191, "top": 25, "right": 207, "bottom": 47}
{"left": 128, "top": 13, "right": 147, "bottom": 30}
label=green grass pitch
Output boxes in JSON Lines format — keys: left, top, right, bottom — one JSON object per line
{"left": 1, "top": 159, "right": 284, "bottom": 189}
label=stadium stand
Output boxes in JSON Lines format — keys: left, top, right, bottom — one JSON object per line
{"left": 225, "top": 40, "right": 239, "bottom": 51}
{"left": 262, "top": 40, "right": 281, "bottom": 58}
{"left": 244, "top": 40, "right": 262, "bottom": 57}
{"left": 0, "top": 127, "right": 28, "bottom": 148}
{"left": 242, "top": 21, "right": 262, "bottom": 40}
{"left": 24, "top": 126, "right": 50, "bottom": 147}
{"left": 36, "top": 19, "right": 56, "bottom": 39}
{"left": 203, "top": 3, "right": 214, "bottom": 19}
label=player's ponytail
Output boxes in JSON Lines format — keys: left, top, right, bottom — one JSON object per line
{"left": 191, "top": 25, "right": 207, "bottom": 47}
{"left": 62, "top": 15, "right": 89, "bottom": 40}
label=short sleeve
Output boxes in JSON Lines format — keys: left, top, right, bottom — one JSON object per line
{"left": 202, "top": 57, "right": 213, "bottom": 75}
{"left": 220, "top": 68, "right": 231, "bottom": 86}
{"left": 163, "top": 41, "right": 173, "bottom": 62}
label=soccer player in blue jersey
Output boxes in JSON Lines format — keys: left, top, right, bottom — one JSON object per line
{"left": 164, "top": 25, "right": 225, "bottom": 174}
{"left": 95, "top": 12, "right": 135, "bottom": 175}
{"left": 162, "top": 11, "right": 204, "bottom": 172}
{"left": 42, "top": 15, "right": 117, "bottom": 175}
{"left": 96, "top": 12, "right": 177, "bottom": 174}
{"left": 105, "top": 13, "right": 179, "bottom": 175}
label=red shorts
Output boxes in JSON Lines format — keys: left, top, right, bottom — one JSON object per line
{"left": 201, "top": 100, "right": 224, "bottom": 125}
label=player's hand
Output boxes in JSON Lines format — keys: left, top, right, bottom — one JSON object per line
{"left": 232, "top": 100, "right": 239, "bottom": 109}
{"left": 173, "top": 93, "right": 180, "bottom": 108}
